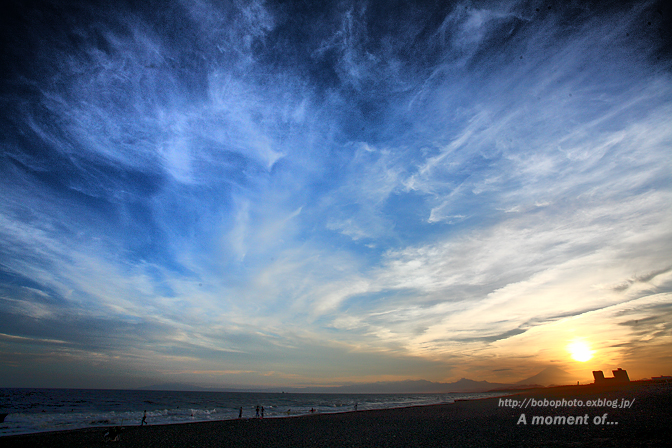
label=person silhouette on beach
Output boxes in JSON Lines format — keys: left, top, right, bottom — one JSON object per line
{"left": 261, "top": 406, "right": 264, "bottom": 418}
{"left": 141, "top": 410, "right": 147, "bottom": 426}
{"left": 239, "top": 407, "right": 243, "bottom": 418}
{"left": 256, "top": 405, "right": 260, "bottom": 417}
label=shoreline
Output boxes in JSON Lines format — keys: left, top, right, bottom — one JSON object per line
{"left": 2, "top": 381, "right": 670, "bottom": 447}
{"left": 0, "top": 398, "right": 483, "bottom": 439}
{"left": 0, "top": 391, "right": 504, "bottom": 437}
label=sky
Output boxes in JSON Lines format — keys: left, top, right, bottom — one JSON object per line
{"left": 1, "top": 0, "right": 671, "bottom": 390}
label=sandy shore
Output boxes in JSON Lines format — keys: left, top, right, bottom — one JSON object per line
{"left": 2, "top": 381, "right": 670, "bottom": 447}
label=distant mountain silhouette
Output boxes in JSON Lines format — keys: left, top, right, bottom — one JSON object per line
{"left": 280, "top": 378, "right": 515, "bottom": 394}
{"left": 138, "top": 379, "right": 514, "bottom": 393}
{"left": 138, "top": 382, "right": 212, "bottom": 391}
{"left": 139, "top": 367, "right": 581, "bottom": 393}
{"left": 515, "top": 366, "right": 578, "bottom": 386}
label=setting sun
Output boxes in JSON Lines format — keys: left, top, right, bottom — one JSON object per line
{"left": 568, "top": 341, "right": 593, "bottom": 362}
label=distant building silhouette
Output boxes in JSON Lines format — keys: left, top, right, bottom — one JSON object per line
{"left": 592, "top": 368, "right": 630, "bottom": 384}
{"left": 651, "top": 375, "right": 672, "bottom": 382}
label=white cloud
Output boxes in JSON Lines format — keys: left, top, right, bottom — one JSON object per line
{"left": 2, "top": 0, "right": 671, "bottom": 387}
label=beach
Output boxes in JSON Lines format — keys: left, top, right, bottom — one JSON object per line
{"left": 2, "top": 381, "right": 670, "bottom": 447}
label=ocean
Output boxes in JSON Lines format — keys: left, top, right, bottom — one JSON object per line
{"left": 0, "top": 388, "right": 507, "bottom": 436}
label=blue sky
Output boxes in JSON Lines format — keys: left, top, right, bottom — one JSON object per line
{"left": 1, "top": 0, "right": 671, "bottom": 389}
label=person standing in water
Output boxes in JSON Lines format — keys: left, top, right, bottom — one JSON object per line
{"left": 141, "top": 410, "right": 147, "bottom": 426}
{"left": 238, "top": 407, "right": 243, "bottom": 418}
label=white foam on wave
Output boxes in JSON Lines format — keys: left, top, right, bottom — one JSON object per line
{"left": 0, "top": 390, "right": 508, "bottom": 436}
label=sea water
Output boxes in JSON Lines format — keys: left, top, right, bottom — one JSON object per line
{"left": 0, "top": 388, "right": 506, "bottom": 436}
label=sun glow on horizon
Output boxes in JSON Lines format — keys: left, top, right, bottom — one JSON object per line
{"left": 568, "top": 341, "right": 594, "bottom": 362}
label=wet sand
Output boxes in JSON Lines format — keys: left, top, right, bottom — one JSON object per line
{"left": 2, "top": 381, "right": 670, "bottom": 447}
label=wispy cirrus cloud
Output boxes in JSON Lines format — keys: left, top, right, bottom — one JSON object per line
{"left": 1, "top": 0, "right": 670, "bottom": 388}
